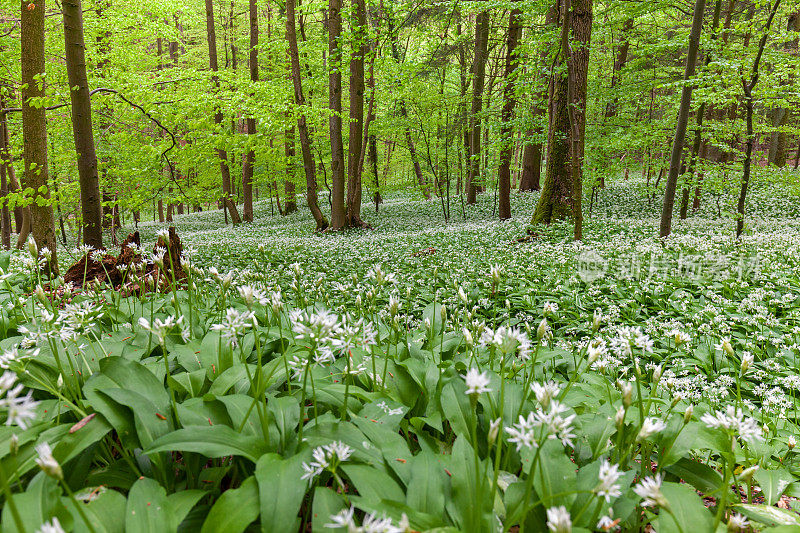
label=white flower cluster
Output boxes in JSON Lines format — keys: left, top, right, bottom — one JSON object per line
{"left": 301, "top": 441, "right": 354, "bottom": 485}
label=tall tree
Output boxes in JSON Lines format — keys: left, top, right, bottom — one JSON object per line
{"left": 63, "top": 0, "right": 103, "bottom": 249}
{"left": 530, "top": 0, "right": 592, "bottom": 228}
{"left": 205, "top": 0, "right": 241, "bottom": 224}
{"left": 21, "top": 0, "right": 57, "bottom": 272}
{"left": 328, "top": 0, "right": 347, "bottom": 230}
{"left": 768, "top": 11, "right": 799, "bottom": 167}
{"left": 659, "top": 0, "right": 706, "bottom": 238}
{"left": 0, "top": 101, "right": 12, "bottom": 250}
{"left": 242, "top": 0, "right": 257, "bottom": 222}
{"left": 498, "top": 8, "right": 523, "bottom": 220}
{"left": 284, "top": 123, "right": 298, "bottom": 214}
{"left": 286, "top": 0, "right": 328, "bottom": 230}
{"left": 738, "top": 0, "right": 782, "bottom": 238}
{"left": 466, "top": 11, "right": 489, "bottom": 205}
{"left": 346, "top": 0, "right": 367, "bottom": 226}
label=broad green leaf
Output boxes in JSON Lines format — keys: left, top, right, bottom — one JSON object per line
{"left": 145, "top": 425, "right": 268, "bottom": 462}
{"left": 255, "top": 452, "right": 310, "bottom": 533}
{"left": 201, "top": 476, "right": 260, "bottom": 533}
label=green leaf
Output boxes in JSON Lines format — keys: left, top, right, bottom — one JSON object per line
{"left": 665, "top": 457, "right": 723, "bottom": 493}
{"left": 2, "top": 474, "right": 64, "bottom": 533}
{"left": 145, "top": 425, "right": 268, "bottom": 462}
{"left": 201, "top": 476, "right": 260, "bottom": 533}
{"left": 125, "top": 478, "right": 171, "bottom": 533}
{"left": 655, "top": 482, "right": 714, "bottom": 533}
{"left": 312, "top": 487, "right": 348, "bottom": 533}
{"left": 341, "top": 464, "right": 405, "bottom": 504}
{"left": 66, "top": 488, "right": 126, "bottom": 533}
{"left": 755, "top": 468, "right": 795, "bottom": 506}
{"left": 734, "top": 504, "right": 800, "bottom": 527}
{"left": 255, "top": 452, "right": 310, "bottom": 533}
{"left": 439, "top": 380, "right": 472, "bottom": 438}
{"left": 167, "top": 490, "right": 205, "bottom": 530}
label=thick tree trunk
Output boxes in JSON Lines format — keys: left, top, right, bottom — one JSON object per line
{"left": 659, "top": 0, "right": 706, "bottom": 238}
{"left": 467, "top": 11, "right": 490, "bottom": 205}
{"left": 206, "top": 0, "right": 241, "bottom": 224}
{"left": 242, "top": 0, "right": 258, "bottom": 222}
{"left": 346, "top": 0, "right": 367, "bottom": 226}
{"left": 498, "top": 9, "right": 523, "bottom": 220}
{"left": 327, "top": 0, "right": 347, "bottom": 230}
{"left": 63, "top": 0, "right": 103, "bottom": 250}
{"left": 531, "top": 0, "right": 592, "bottom": 226}
{"left": 21, "top": 0, "right": 57, "bottom": 272}
{"left": 286, "top": 0, "right": 327, "bottom": 230}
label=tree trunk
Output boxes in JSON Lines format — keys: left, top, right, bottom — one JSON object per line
{"left": 242, "top": 0, "right": 258, "bottom": 222}
{"left": 206, "top": 0, "right": 241, "bottom": 224}
{"left": 498, "top": 9, "right": 523, "bottom": 220}
{"left": 768, "top": 12, "right": 799, "bottom": 167}
{"left": 346, "top": 0, "right": 367, "bottom": 226}
{"left": 21, "top": 0, "right": 57, "bottom": 271}
{"left": 604, "top": 17, "right": 633, "bottom": 118}
{"left": 659, "top": 0, "right": 706, "bottom": 238}
{"left": 284, "top": 125, "right": 298, "bottom": 214}
{"left": 286, "top": 0, "right": 328, "bottom": 230}
{"left": 739, "top": 0, "right": 782, "bottom": 238}
{"left": 385, "top": 5, "right": 429, "bottom": 199}
{"left": 63, "top": 0, "right": 103, "bottom": 250}
{"left": 328, "top": 0, "right": 347, "bottom": 230}
{"left": 531, "top": 0, "right": 592, "bottom": 226}
{"left": 0, "top": 104, "right": 11, "bottom": 249}
{"left": 467, "top": 11, "right": 489, "bottom": 205}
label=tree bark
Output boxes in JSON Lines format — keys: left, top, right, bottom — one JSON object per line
{"left": 242, "top": 0, "right": 258, "bottom": 222}
{"left": 768, "top": 12, "right": 799, "bottom": 167}
{"left": 0, "top": 104, "right": 12, "bottom": 249}
{"left": 286, "top": 0, "right": 328, "bottom": 230}
{"left": 63, "top": 0, "right": 103, "bottom": 249}
{"left": 467, "top": 11, "right": 489, "bottom": 205}
{"left": 739, "top": 0, "right": 782, "bottom": 238}
{"left": 327, "top": 0, "right": 347, "bottom": 230}
{"left": 346, "top": 0, "right": 367, "bottom": 226}
{"left": 284, "top": 124, "right": 298, "bottom": 214}
{"left": 659, "top": 0, "right": 706, "bottom": 238}
{"left": 205, "top": 0, "right": 241, "bottom": 224}
{"left": 21, "top": 0, "right": 57, "bottom": 272}
{"left": 530, "top": 0, "right": 592, "bottom": 227}
{"left": 498, "top": 8, "right": 523, "bottom": 220}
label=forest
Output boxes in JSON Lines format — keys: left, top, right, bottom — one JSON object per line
{"left": 1, "top": 0, "right": 800, "bottom": 531}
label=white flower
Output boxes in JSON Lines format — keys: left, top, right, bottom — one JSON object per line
{"left": 325, "top": 507, "right": 356, "bottom": 530}
{"left": 543, "top": 302, "right": 559, "bottom": 315}
{"left": 535, "top": 400, "right": 577, "bottom": 449}
{"left": 238, "top": 285, "right": 269, "bottom": 307}
{"left": 700, "top": 406, "right": 763, "bottom": 444}
{"left": 480, "top": 326, "right": 531, "bottom": 359}
{"left": 714, "top": 337, "right": 735, "bottom": 358}
{"left": 211, "top": 308, "right": 256, "bottom": 348}
{"left": 740, "top": 351, "right": 754, "bottom": 374}
{"left": 531, "top": 381, "right": 560, "bottom": 409}
{"left": 505, "top": 412, "right": 538, "bottom": 451}
{"left": 489, "top": 265, "right": 501, "bottom": 284}
{"left": 0, "top": 371, "right": 38, "bottom": 430}
{"left": 35, "top": 442, "right": 62, "bottom": 479}
{"left": 596, "top": 459, "right": 622, "bottom": 502}
{"left": 36, "top": 517, "right": 65, "bottom": 533}
{"left": 637, "top": 417, "right": 667, "bottom": 441}
{"left": 139, "top": 315, "right": 184, "bottom": 343}
{"left": 727, "top": 513, "right": 749, "bottom": 531}
{"left": 546, "top": 505, "right": 572, "bottom": 532}
{"left": 156, "top": 228, "right": 170, "bottom": 239}
{"left": 291, "top": 309, "right": 342, "bottom": 345}
{"left": 597, "top": 511, "right": 619, "bottom": 531}
{"left": 301, "top": 441, "right": 353, "bottom": 485}
{"left": 463, "top": 368, "right": 491, "bottom": 396}
{"left": 633, "top": 474, "right": 666, "bottom": 508}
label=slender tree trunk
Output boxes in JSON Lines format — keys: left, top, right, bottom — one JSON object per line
{"left": 739, "top": 0, "right": 782, "bottom": 238}
{"left": 498, "top": 8, "right": 523, "bottom": 220}
{"left": 286, "top": 0, "right": 327, "bottom": 230}
{"left": 284, "top": 124, "right": 298, "bottom": 214}
{"left": 0, "top": 105, "right": 11, "bottom": 249}
{"left": 21, "top": 0, "right": 57, "bottom": 272}
{"left": 467, "top": 11, "right": 489, "bottom": 204}
{"left": 659, "top": 0, "right": 706, "bottom": 238}
{"left": 604, "top": 17, "right": 633, "bottom": 118}
{"left": 63, "top": 0, "right": 103, "bottom": 249}
{"left": 346, "top": 0, "right": 367, "bottom": 226}
{"left": 242, "top": 0, "right": 258, "bottom": 222}
{"left": 768, "top": 12, "right": 799, "bottom": 167}
{"left": 328, "top": 0, "right": 347, "bottom": 230}
{"left": 385, "top": 6, "right": 429, "bottom": 199}
{"left": 206, "top": 0, "right": 241, "bottom": 224}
